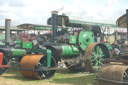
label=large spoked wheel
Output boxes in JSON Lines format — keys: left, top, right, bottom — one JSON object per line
{"left": 91, "top": 46, "right": 105, "bottom": 71}
{"left": 37, "top": 56, "right": 56, "bottom": 79}
{"left": 0, "top": 57, "right": 8, "bottom": 75}
{"left": 84, "top": 43, "right": 110, "bottom": 73}
{"left": 20, "top": 55, "right": 56, "bottom": 80}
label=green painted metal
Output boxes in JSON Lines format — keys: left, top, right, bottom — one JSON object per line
{"left": 69, "top": 36, "right": 77, "bottom": 44}
{"left": 62, "top": 45, "right": 79, "bottom": 56}
{"left": 22, "top": 42, "right": 32, "bottom": 49}
{"left": 46, "top": 49, "right": 51, "bottom": 67}
{"left": 69, "top": 19, "right": 117, "bottom": 28}
{"left": 105, "top": 42, "right": 112, "bottom": 50}
{"left": 34, "top": 26, "right": 51, "bottom": 30}
{"left": 0, "top": 33, "right": 5, "bottom": 45}
{"left": 91, "top": 46, "right": 104, "bottom": 71}
{"left": 12, "top": 48, "right": 26, "bottom": 57}
{"left": 34, "top": 25, "right": 62, "bottom": 30}
{"left": 16, "top": 39, "right": 21, "bottom": 47}
{"left": 78, "top": 29, "right": 94, "bottom": 51}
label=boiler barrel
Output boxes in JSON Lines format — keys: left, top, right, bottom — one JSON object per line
{"left": 62, "top": 45, "right": 79, "bottom": 56}
{"left": 0, "top": 48, "right": 26, "bottom": 57}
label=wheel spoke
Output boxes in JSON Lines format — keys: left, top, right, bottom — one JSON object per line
{"left": 37, "top": 57, "right": 56, "bottom": 79}
{"left": 98, "top": 62, "right": 101, "bottom": 69}
{"left": 99, "top": 61, "right": 103, "bottom": 68}
{"left": 38, "top": 62, "right": 43, "bottom": 66}
{"left": 91, "top": 45, "right": 105, "bottom": 72}
{"left": 124, "top": 72, "right": 128, "bottom": 76}
{"left": 123, "top": 71, "right": 128, "bottom": 82}
{"left": 85, "top": 43, "right": 110, "bottom": 73}
{"left": 94, "top": 62, "right": 99, "bottom": 71}
{"left": 91, "top": 56, "right": 97, "bottom": 61}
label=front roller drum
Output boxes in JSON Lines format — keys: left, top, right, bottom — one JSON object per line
{"left": 97, "top": 64, "right": 128, "bottom": 85}
{"left": 20, "top": 55, "right": 56, "bottom": 80}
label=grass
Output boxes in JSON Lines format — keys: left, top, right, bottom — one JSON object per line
{"left": 0, "top": 68, "right": 98, "bottom": 85}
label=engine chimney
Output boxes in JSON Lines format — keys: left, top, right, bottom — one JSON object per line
{"left": 51, "top": 11, "right": 58, "bottom": 43}
{"left": 5, "top": 19, "right": 11, "bottom": 47}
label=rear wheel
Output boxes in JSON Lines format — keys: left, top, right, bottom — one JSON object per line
{"left": 90, "top": 46, "right": 104, "bottom": 71}
{"left": 84, "top": 43, "right": 110, "bottom": 72}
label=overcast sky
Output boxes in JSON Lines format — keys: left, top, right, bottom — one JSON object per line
{"left": 0, "top": 0, "right": 128, "bottom": 26}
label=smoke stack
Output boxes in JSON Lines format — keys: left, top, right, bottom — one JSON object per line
{"left": 5, "top": 19, "right": 11, "bottom": 47}
{"left": 51, "top": 11, "right": 58, "bottom": 43}
{"left": 126, "top": 9, "right": 128, "bottom": 41}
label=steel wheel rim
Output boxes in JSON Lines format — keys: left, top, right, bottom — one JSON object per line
{"left": 37, "top": 57, "right": 56, "bottom": 79}
{"left": 123, "top": 69, "right": 128, "bottom": 82}
{"left": 84, "top": 43, "right": 110, "bottom": 72}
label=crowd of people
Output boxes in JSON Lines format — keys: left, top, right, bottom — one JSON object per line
{"left": 111, "top": 40, "right": 128, "bottom": 57}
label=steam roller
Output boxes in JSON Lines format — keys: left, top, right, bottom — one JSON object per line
{"left": 0, "top": 11, "right": 110, "bottom": 80}
{"left": 97, "top": 64, "right": 128, "bottom": 85}
{"left": 20, "top": 55, "right": 56, "bottom": 79}
{"left": 19, "top": 11, "right": 110, "bottom": 79}
{"left": 96, "top": 9, "right": 128, "bottom": 85}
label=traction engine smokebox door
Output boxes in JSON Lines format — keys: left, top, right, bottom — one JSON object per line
{"left": 22, "top": 42, "right": 32, "bottom": 49}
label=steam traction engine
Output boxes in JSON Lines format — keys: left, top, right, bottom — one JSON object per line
{"left": 0, "top": 11, "right": 110, "bottom": 79}
{"left": 96, "top": 9, "right": 128, "bottom": 85}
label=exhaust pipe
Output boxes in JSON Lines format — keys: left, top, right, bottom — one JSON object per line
{"left": 5, "top": 19, "right": 11, "bottom": 47}
{"left": 51, "top": 11, "right": 58, "bottom": 43}
{"left": 126, "top": 9, "right": 128, "bottom": 41}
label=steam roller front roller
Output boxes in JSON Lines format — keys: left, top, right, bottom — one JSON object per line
{"left": 97, "top": 64, "right": 128, "bottom": 85}
{"left": 20, "top": 55, "right": 56, "bottom": 79}
{"left": 84, "top": 43, "right": 110, "bottom": 73}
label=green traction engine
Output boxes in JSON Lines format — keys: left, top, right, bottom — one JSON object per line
{"left": 0, "top": 11, "right": 110, "bottom": 80}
